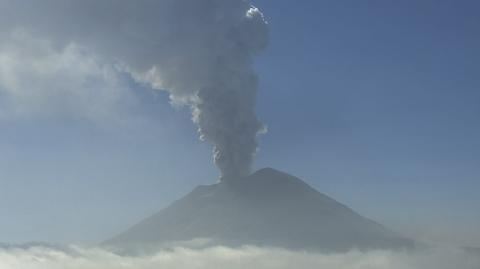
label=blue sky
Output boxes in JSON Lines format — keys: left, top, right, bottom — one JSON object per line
{"left": 0, "top": 0, "right": 479, "bottom": 246}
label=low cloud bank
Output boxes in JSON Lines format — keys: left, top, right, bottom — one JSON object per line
{"left": 0, "top": 244, "right": 478, "bottom": 269}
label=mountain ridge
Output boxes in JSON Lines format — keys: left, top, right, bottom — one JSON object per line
{"left": 105, "top": 168, "right": 415, "bottom": 252}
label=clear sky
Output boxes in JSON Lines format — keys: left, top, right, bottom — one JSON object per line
{"left": 0, "top": 0, "right": 479, "bottom": 247}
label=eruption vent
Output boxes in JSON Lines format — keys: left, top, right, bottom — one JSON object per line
{"left": 0, "top": 0, "right": 269, "bottom": 180}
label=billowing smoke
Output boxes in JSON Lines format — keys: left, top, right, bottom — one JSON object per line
{"left": 0, "top": 0, "right": 269, "bottom": 180}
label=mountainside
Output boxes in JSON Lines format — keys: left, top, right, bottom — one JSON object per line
{"left": 105, "top": 168, "right": 414, "bottom": 251}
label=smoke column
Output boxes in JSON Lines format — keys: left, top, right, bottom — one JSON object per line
{"left": 0, "top": 0, "right": 269, "bottom": 180}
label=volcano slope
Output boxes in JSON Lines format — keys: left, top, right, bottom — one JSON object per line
{"left": 105, "top": 168, "right": 414, "bottom": 252}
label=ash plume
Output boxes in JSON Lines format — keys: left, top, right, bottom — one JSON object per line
{"left": 0, "top": 0, "right": 269, "bottom": 180}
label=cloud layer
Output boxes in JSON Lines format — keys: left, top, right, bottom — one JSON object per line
{"left": 0, "top": 245, "right": 478, "bottom": 269}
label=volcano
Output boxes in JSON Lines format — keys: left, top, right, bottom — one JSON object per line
{"left": 105, "top": 168, "right": 414, "bottom": 251}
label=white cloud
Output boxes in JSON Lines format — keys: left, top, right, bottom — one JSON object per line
{"left": 0, "top": 245, "right": 478, "bottom": 269}
{"left": 0, "top": 29, "right": 136, "bottom": 123}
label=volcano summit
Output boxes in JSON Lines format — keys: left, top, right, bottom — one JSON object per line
{"left": 106, "top": 168, "right": 414, "bottom": 252}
